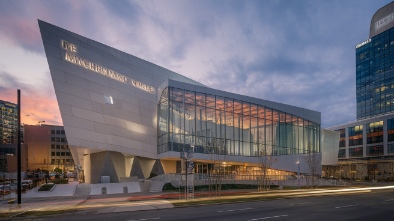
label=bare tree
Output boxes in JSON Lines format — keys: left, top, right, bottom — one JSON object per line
{"left": 206, "top": 140, "right": 226, "bottom": 197}
{"left": 304, "top": 148, "right": 321, "bottom": 188}
{"left": 258, "top": 150, "right": 275, "bottom": 191}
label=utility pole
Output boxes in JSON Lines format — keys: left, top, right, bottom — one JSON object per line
{"left": 17, "top": 89, "right": 21, "bottom": 204}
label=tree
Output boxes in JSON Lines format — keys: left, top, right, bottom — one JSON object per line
{"left": 304, "top": 145, "right": 321, "bottom": 188}
{"left": 258, "top": 150, "right": 276, "bottom": 191}
{"left": 206, "top": 139, "right": 226, "bottom": 197}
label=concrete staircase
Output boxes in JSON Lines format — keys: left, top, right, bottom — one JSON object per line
{"left": 73, "top": 183, "right": 91, "bottom": 196}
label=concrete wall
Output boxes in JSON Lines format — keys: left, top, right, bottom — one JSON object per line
{"left": 321, "top": 129, "right": 340, "bottom": 165}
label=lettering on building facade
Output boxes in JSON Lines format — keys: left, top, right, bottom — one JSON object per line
{"left": 375, "top": 12, "right": 394, "bottom": 31}
{"left": 61, "top": 40, "right": 154, "bottom": 93}
{"left": 356, "top": 39, "right": 371, "bottom": 49}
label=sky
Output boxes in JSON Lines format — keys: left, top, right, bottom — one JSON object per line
{"left": 0, "top": 0, "right": 392, "bottom": 128}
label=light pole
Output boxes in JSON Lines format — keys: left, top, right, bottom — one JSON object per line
{"left": 296, "top": 161, "right": 300, "bottom": 189}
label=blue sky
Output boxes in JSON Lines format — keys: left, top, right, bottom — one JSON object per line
{"left": 0, "top": 0, "right": 391, "bottom": 127}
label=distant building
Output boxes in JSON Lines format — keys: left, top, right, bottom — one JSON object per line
{"left": 0, "top": 144, "right": 28, "bottom": 173}
{"left": 24, "top": 124, "right": 74, "bottom": 172}
{"left": 0, "top": 100, "right": 18, "bottom": 144}
{"left": 327, "top": 2, "right": 394, "bottom": 180}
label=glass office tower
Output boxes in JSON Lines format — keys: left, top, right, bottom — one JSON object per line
{"left": 356, "top": 12, "right": 394, "bottom": 119}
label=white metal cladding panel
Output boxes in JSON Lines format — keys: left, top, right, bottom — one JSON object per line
{"left": 53, "top": 80, "right": 91, "bottom": 100}
{"left": 57, "top": 102, "right": 73, "bottom": 116}
{"left": 49, "top": 67, "right": 66, "bottom": 82}
{"left": 121, "top": 101, "right": 139, "bottom": 115}
{"left": 56, "top": 91, "right": 93, "bottom": 111}
{"left": 61, "top": 115, "right": 96, "bottom": 131}
{"left": 103, "top": 115, "right": 127, "bottom": 129}
{"left": 71, "top": 106, "right": 105, "bottom": 124}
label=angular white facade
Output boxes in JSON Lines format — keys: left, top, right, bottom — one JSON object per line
{"left": 39, "top": 20, "right": 322, "bottom": 183}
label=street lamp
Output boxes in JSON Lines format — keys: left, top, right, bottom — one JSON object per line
{"left": 296, "top": 161, "right": 300, "bottom": 189}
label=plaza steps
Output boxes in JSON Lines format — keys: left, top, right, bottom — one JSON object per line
{"left": 73, "top": 183, "right": 91, "bottom": 196}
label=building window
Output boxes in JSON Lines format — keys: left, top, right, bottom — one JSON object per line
{"left": 387, "top": 118, "right": 394, "bottom": 142}
{"left": 367, "top": 145, "right": 383, "bottom": 156}
{"left": 337, "top": 129, "right": 346, "bottom": 147}
{"left": 366, "top": 121, "right": 383, "bottom": 144}
{"left": 338, "top": 149, "right": 346, "bottom": 158}
{"left": 104, "top": 95, "right": 113, "bottom": 104}
{"left": 348, "top": 125, "right": 363, "bottom": 146}
{"left": 388, "top": 143, "right": 394, "bottom": 154}
{"left": 349, "top": 147, "right": 363, "bottom": 158}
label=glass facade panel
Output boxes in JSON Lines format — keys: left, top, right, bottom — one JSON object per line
{"left": 367, "top": 145, "right": 384, "bottom": 156}
{"left": 366, "top": 121, "right": 383, "bottom": 144}
{"left": 337, "top": 129, "right": 346, "bottom": 147}
{"left": 388, "top": 143, "right": 394, "bottom": 155}
{"left": 348, "top": 125, "right": 363, "bottom": 146}
{"left": 158, "top": 86, "right": 321, "bottom": 156}
{"left": 388, "top": 118, "right": 394, "bottom": 142}
{"left": 356, "top": 28, "right": 394, "bottom": 119}
{"left": 338, "top": 149, "right": 346, "bottom": 158}
{"left": 349, "top": 147, "right": 363, "bottom": 158}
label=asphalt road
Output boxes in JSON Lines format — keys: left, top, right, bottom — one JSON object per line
{"left": 34, "top": 188, "right": 394, "bottom": 221}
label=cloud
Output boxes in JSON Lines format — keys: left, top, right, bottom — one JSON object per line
{"left": 0, "top": 71, "right": 61, "bottom": 126}
{"left": 0, "top": 0, "right": 392, "bottom": 129}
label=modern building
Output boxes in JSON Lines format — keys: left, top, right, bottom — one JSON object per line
{"left": 327, "top": 2, "right": 394, "bottom": 180}
{"left": 38, "top": 20, "right": 326, "bottom": 184}
{"left": 0, "top": 100, "right": 18, "bottom": 144}
{"left": 24, "top": 124, "right": 73, "bottom": 172}
{"left": 0, "top": 144, "right": 28, "bottom": 173}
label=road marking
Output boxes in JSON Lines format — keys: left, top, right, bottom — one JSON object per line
{"left": 290, "top": 202, "right": 311, "bottom": 205}
{"left": 218, "top": 207, "right": 254, "bottom": 212}
{"left": 335, "top": 204, "right": 358, "bottom": 209}
{"left": 128, "top": 218, "right": 160, "bottom": 221}
{"left": 247, "top": 215, "right": 288, "bottom": 221}
{"left": 384, "top": 199, "right": 394, "bottom": 202}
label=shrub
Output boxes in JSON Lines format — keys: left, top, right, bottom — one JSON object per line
{"left": 52, "top": 179, "right": 68, "bottom": 184}
{"left": 38, "top": 184, "right": 55, "bottom": 191}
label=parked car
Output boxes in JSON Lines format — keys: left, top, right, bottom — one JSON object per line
{"left": 22, "top": 180, "right": 33, "bottom": 189}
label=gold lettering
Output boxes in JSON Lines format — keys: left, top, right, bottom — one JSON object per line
{"left": 61, "top": 40, "right": 77, "bottom": 52}
{"left": 62, "top": 43, "right": 154, "bottom": 93}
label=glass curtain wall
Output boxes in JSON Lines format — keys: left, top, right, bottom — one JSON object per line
{"left": 158, "top": 87, "right": 321, "bottom": 156}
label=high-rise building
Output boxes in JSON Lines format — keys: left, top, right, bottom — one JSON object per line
{"left": 0, "top": 100, "right": 18, "bottom": 144}
{"left": 327, "top": 2, "right": 394, "bottom": 180}
{"left": 356, "top": 2, "right": 394, "bottom": 120}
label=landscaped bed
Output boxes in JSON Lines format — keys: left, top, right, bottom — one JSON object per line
{"left": 38, "top": 183, "right": 55, "bottom": 191}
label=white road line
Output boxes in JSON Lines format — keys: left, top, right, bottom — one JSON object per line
{"left": 128, "top": 218, "right": 160, "bottom": 221}
{"left": 290, "top": 202, "right": 311, "bottom": 206}
{"left": 384, "top": 199, "right": 394, "bottom": 201}
{"left": 247, "top": 215, "right": 288, "bottom": 221}
{"left": 218, "top": 207, "right": 254, "bottom": 212}
{"left": 335, "top": 204, "right": 358, "bottom": 209}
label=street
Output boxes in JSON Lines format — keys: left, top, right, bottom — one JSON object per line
{"left": 32, "top": 187, "right": 394, "bottom": 221}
